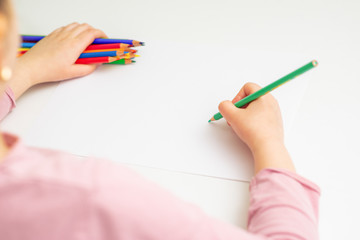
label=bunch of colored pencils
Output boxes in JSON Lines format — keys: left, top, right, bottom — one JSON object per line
{"left": 18, "top": 35, "right": 144, "bottom": 65}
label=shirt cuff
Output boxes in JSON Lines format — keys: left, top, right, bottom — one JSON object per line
{"left": 250, "top": 168, "right": 321, "bottom": 194}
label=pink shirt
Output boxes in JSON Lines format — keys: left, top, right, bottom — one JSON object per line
{"left": 0, "top": 89, "right": 320, "bottom": 239}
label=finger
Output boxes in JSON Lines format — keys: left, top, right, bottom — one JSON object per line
{"left": 49, "top": 22, "right": 80, "bottom": 38}
{"left": 62, "top": 22, "right": 81, "bottom": 32}
{"left": 231, "top": 82, "right": 262, "bottom": 103}
{"left": 71, "top": 23, "right": 107, "bottom": 39}
{"left": 75, "top": 28, "right": 108, "bottom": 49}
{"left": 65, "top": 23, "right": 94, "bottom": 38}
{"left": 218, "top": 100, "right": 243, "bottom": 123}
{"left": 48, "top": 26, "right": 64, "bottom": 36}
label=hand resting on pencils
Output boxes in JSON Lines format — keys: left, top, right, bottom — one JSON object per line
{"left": 9, "top": 22, "right": 107, "bottom": 99}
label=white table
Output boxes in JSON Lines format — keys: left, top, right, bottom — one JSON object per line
{"left": 5, "top": 0, "right": 360, "bottom": 239}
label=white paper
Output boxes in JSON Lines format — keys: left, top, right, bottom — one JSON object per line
{"left": 25, "top": 41, "right": 311, "bottom": 181}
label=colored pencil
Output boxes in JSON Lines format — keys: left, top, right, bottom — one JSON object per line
{"left": 79, "top": 50, "right": 121, "bottom": 59}
{"left": 18, "top": 48, "right": 30, "bottom": 51}
{"left": 20, "top": 42, "right": 135, "bottom": 53}
{"left": 21, "top": 42, "right": 132, "bottom": 50}
{"left": 17, "top": 50, "right": 125, "bottom": 57}
{"left": 85, "top": 43, "right": 130, "bottom": 50}
{"left": 105, "top": 59, "right": 134, "bottom": 65}
{"left": 21, "top": 35, "right": 144, "bottom": 46}
{"left": 18, "top": 48, "right": 134, "bottom": 55}
{"left": 109, "top": 53, "right": 137, "bottom": 60}
{"left": 85, "top": 49, "right": 135, "bottom": 53}
{"left": 119, "top": 53, "right": 138, "bottom": 59}
{"left": 83, "top": 48, "right": 135, "bottom": 53}
{"left": 208, "top": 60, "right": 318, "bottom": 122}
{"left": 75, "top": 56, "right": 119, "bottom": 64}
{"left": 88, "top": 39, "right": 143, "bottom": 46}
{"left": 17, "top": 51, "right": 138, "bottom": 61}
{"left": 21, "top": 42, "right": 35, "bottom": 48}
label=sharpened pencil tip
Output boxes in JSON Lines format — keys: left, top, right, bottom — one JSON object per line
{"left": 140, "top": 42, "right": 145, "bottom": 46}
{"left": 208, "top": 119, "right": 212, "bottom": 123}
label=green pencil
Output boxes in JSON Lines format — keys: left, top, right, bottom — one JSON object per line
{"left": 208, "top": 60, "right": 318, "bottom": 122}
{"left": 105, "top": 59, "right": 136, "bottom": 65}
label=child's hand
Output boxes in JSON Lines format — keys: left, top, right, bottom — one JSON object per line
{"left": 218, "top": 82, "right": 295, "bottom": 173}
{"left": 219, "top": 83, "right": 295, "bottom": 173}
{"left": 10, "top": 23, "right": 107, "bottom": 99}
{"left": 218, "top": 82, "right": 284, "bottom": 153}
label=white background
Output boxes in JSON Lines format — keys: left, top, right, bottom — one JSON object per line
{"left": 4, "top": 0, "right": 360, "bottom": 239}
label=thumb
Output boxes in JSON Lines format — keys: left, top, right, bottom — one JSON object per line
{"left": 218, "top": 100, "right": 243, "bottom": 123}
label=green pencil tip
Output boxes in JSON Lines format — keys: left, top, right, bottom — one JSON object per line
{"left": 132, "top": 60, "right": 136, "bottom": 63}
{"left": 208, "top": 119, "right": 211, "bottom": 123}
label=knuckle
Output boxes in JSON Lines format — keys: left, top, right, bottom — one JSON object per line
{"left": 218, "top": 100, "right": 230, "bottom": 111}
{"left": 86, "top": 28, "right": 98, "bottom": 36}
{"left": 96, "top": 29, "right": 105, "bottom": 35}
{"left": 244, "top": 82, "right": 253, "bottom": 87}
{"left": 52, "top": 27, "right": 63, "bottom": 34}
{"left": 81, "top": 23, "right": 91, "bottom": 29}
{"left": 245, "top": 82, "right": 261, "bottom": 94}
{"left": 247, "top": 82, "right": 261, "bottom": 89}
{"left": 66, "top": 22, "right": 79, "bottom": 28}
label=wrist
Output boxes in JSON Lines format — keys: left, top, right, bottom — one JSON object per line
{"left": 15, "top": 57, "right": 39, "bottom": 87}
{"left": 250, "top": 140, "right": 296, "bottom": 174}
{"left": 8, "top": 59, "right": 36, "bottom": 100}
{"left": 249, "top": 137, "right": 284, "bottom": 155}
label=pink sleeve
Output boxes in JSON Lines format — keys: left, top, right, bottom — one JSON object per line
{"left": 88, "top": 160, "right": 258, "bottom": 240}
{"left": 89, "top": 163, "right": 320, "bottom": 239}
{"left": 248, "top": 168, "right": 320, "bottom": 240}
{"left": 0, "top": 139, "right": 321, "bottom": 239}
{"left": 0, "top": 87, "right": 16, "bottom": 120}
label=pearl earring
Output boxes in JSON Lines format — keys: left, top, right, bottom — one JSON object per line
{"left": 1, "top": 66, "right": 12, "bottom": 82}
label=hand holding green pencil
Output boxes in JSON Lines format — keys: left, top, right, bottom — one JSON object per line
{"left": 208, "top": 60, "right": 317, "bottom": 171}
{"left": 209, "top": 60, "right": 318, "bottom": 122}
{"left": 219, "top": 81, "right": 299, "bottom": 173}
{"left": 217, "top": 82, "right": 286, "bottom": 153}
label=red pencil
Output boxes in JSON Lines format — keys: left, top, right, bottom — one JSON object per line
{"left": 75, "top": 56, "right": 119, "bottom": 64}
{"left": 83, "top": 48, "right": 136, "bottom": 53}
{"left": 85, "top": 43, "right": 130, "bottom": 51}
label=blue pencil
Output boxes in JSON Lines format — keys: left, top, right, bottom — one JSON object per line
{"left": 21, "top": 35, "right": 144, "bottom": 46}
{"left": 79, "top": 51, "right": 120, "bottom": 59}
{"left": 21, "top": 42, "right": 35, "bottom": 48}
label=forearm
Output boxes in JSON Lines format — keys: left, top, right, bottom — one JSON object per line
{"left": 252, "top": 141, "right": 295, "bottom": 174}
